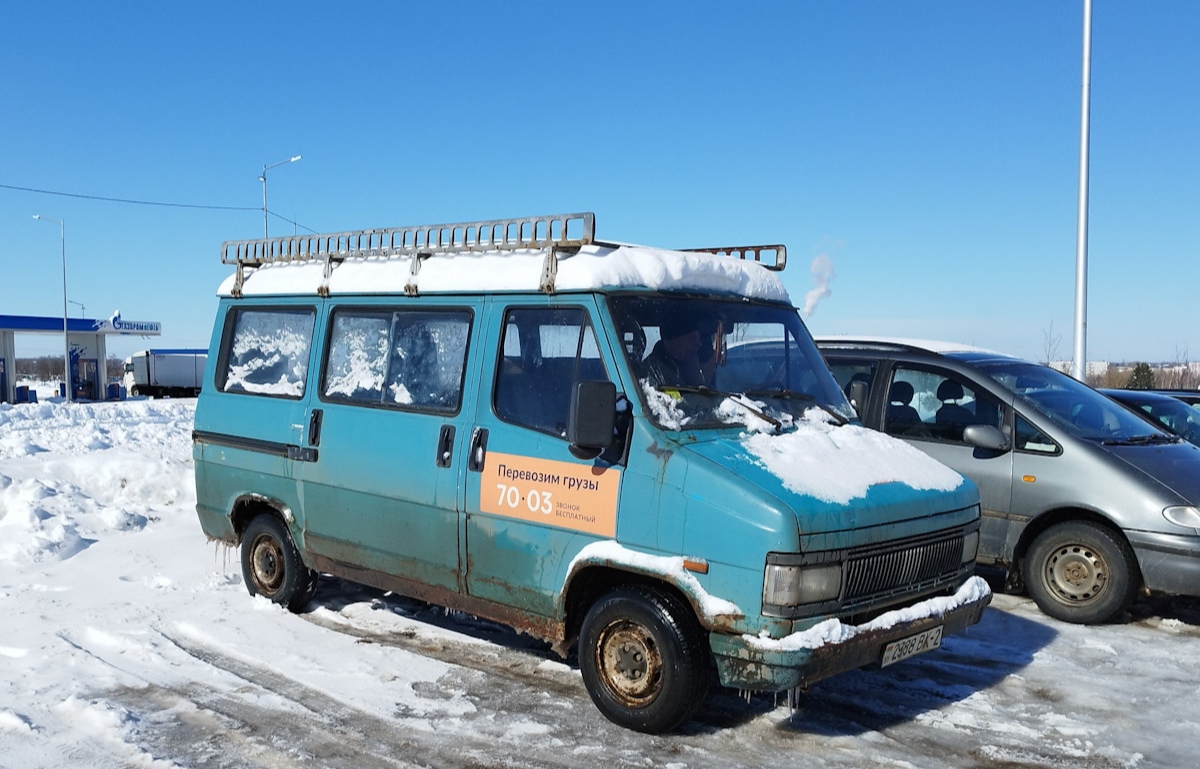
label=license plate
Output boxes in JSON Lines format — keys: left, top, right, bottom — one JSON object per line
{"left": 880, "top": 626, "right": 943, "bottom": 667}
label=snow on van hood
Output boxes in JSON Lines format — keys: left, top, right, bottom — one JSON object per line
{"left": 217, "top": 243, "right": 790, "bottom": 303}
{"left": 741, "top": 413, "right": 966, "bottom": 505}
{"left": 691, "top": 407, "right": 967, "bottom": 506}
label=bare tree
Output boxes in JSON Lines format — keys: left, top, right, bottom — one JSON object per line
{"left": 1042, "top": 321, "right": 1062, "bottom": 365}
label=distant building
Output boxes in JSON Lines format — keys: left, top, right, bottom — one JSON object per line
{"left": 1048, "top": 360, "right": 1110, "bottom": 380}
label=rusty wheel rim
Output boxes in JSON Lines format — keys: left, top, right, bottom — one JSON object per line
{"left": 1044, "top": 542, "right": 1107, "bottom": 605}
{"left": 250, "top": 533, "right": 286, "bottom": 595}
{"left": 595, "top": 618, "right": 664, "bottom": 707}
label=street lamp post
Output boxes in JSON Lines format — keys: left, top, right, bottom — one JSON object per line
{"left": 259, "top": 155, "right": 302, "bottom": 238}
{"left": 32, "top": 214, "right": 71, "bottom": 404}
{"left": 68, "top": 300, "right": 85, "bottom": 317}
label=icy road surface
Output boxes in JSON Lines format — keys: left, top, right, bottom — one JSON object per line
{"left": 1, "top": 398, "right": 1197, "bottom": 768}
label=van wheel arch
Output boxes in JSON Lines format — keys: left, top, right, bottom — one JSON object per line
{"left": 561, "top": 566, "right": 707, "bottom": 654}
{"left": 230, "top": 497, "right": 292, "bottom": 540}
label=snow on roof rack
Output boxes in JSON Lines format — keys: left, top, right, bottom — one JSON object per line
{"left": 221, "top": 212, "right": 597, "bottom": 297}
{"left": 220, "top": 212, "right": 788, "bottom": 297}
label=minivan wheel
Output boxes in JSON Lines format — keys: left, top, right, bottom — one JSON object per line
{"left": 579, "top": 585, "right": 710, "bottom": 733}
{"left": 240, "top": 515, "right": 318, "bottom": 612}
{"left": 1024, "top": 521, "right": 1138, "bottom": 624}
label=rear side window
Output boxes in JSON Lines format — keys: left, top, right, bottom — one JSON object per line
{"left": 886, "top": 365, "right": 1004, "bottom": 443}
{"left": 322, "top": 308, "right": 471, "bottom": 412}
{"left": 220, "top": 307, "right": 316, "bottom": 398}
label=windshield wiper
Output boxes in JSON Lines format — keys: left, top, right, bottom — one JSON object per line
{"left": 742, "top": 388, "right": 849, "bottom": 426}
{"left": 1101, "top": 434, "right": 1181, "bottom": 446}
{"left": 742, "top": 387, "right": 814, "bottom": 401}
{"left": 656, "top": 384, "right": 739, "bottom": 397}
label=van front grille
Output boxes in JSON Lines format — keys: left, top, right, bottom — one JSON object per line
{"left": 842, "top": 529, "right": 965, "bottom": 610}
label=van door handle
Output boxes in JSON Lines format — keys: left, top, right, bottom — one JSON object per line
{"left": 468, "top": 427, "right": 488, "bottom": 472}
{"left": 308, "top": 409, "right": 323, "bottom": 447}
{"left": 436, "top": 425, "right": 456, "bottom": 468}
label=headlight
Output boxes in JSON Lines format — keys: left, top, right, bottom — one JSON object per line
{"left": 763, "top": 563, "right": 842, "bottom": 607}
{"left": 1163, "top": 506, "right": 1200, "bottom": 532}
{"left": 961, "top": 530, "right": 980, "bottom": 563}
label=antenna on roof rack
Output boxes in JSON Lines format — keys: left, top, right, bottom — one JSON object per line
{"left": 679, "top": 244, "right": 787, "bottom": 272}
{"left": 221, "top": 212, "right": 596, "bottom": 296}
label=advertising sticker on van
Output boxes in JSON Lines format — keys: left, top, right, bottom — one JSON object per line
{"left": 481, "top": 452, "right": 620, "bottom": 537}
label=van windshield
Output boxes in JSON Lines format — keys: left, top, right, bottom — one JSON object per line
{"left": 606, "top": 295, "right": 854, "bottom": 430}
{"left": 974, "top": 359, "right": 1177, "bottom": 444}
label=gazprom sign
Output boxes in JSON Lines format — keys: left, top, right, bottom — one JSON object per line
{"left": 93, "top": 312, "right": 162, "bottom": 336}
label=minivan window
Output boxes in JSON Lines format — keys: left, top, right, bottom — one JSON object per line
{"left": 974, "top": 360, "right": 1173, "bottom": 443}
{"left": 1015, "top": 413, "right": 1059, "bottom": 453}
{"left": 323, "top": 308, "right": 471, "bottom": 412}
{"left": 494, "top": 307, "right": 608, "bottom": 437}
{"left": 220, "top": 307, "right": 316, "bottom": 398}
{"left": 608, "top": 295, "right": 852, "bottom": 429}
{"left": 887, "top": 365, "right": 1004, "bottom": 443}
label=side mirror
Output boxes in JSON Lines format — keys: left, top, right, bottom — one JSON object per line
{"left": 963, "top": 424, "right": 1009, "bottom": 451}
{"left": 847, "top": 380, "right": 869, "bottom": 415}
{"left": 568, "top": 380, "right": 616, "bottom": 457}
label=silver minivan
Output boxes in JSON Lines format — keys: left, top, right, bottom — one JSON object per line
{"left": 815, "top": 337, "right": 1200, "bottom": 624}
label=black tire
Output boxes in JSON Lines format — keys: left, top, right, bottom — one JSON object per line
{"left": 1024, "top": 520, "right": 1139, "bottom": 624}
{"left": 579, "top": 585, "right": 710, "bottom": 733}
{"left": 240, "top": 515, "right": 318, "bottom": 612}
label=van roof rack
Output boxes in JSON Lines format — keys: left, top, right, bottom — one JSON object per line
{"left": 680, "top": 245, "right": 786, "bottom": 272}
{"left": 220, "top": 211, "right": 786, "bottom": 296}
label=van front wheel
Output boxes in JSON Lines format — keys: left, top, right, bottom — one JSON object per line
{"left": 579, "top": 585, "right": 709, "bottom": 733}
{"left": 1024, "top": 521, "right": 1138, "bottom": 624}
{"left": 240, "top": 515, "right": 318, "bottom": 612}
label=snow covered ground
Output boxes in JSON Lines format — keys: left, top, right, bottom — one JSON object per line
{"left": 1, "top": 398, "right": 1198, "bottom": 768}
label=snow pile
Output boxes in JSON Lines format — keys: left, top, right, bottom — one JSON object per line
{"left": 743, "top": 409, "right": 966, "bottom": 504}
{"left": 0, "top": 400, "right": 196, "bottom": 565}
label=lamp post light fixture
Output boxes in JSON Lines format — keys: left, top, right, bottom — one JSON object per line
{"left": 68, "top": 300, "right": 85, "bottom": 317}
{"left": 259, "top": 154, "right": 302, "bottom": 238}
{"left": 32, "top": 214, "right": 71, "bottom": 404}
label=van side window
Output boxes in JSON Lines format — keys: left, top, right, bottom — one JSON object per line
{"left": 494, "top": 307, "right": 608, "bottom": 437}
{"left": 323, "top": 308, "right": 470, "bottom": 412}
{"left": 220, "top": 308, "right": 316, "bottom": 398}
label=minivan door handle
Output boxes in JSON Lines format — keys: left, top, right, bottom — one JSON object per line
{"left": 467, "top": 427, "right": 489, "bottom": 472}
{"left": 436, "top": 425, "right": 456, "bottom": 468}
{"left": 308, "top": 408, "right": 323, "bottom": 447}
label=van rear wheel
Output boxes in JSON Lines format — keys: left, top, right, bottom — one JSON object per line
{"left": 1024, "top": 521, "right": 1138, "bottom": 624}
{"left": 579, "top": 585, "right": 709, "bottom": 733}
{"left": 240, "top": 515, "right": 318, "bottom": 612}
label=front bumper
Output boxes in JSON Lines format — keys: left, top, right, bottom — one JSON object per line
{"left": 709, "top": 577, "right": 992, "bottom": 692}
{"left": 1126, "top": 530, "right": 1200, "bottom": 596}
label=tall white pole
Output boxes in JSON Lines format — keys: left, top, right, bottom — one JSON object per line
{"left": 1072, "top": 0, "right": 1093, "bottom": 382}
{"left": 60, "top": 218, "right": 70, "bottom": 404}
{"left": 34, "top": 215, "right": 71, "bottom": 404}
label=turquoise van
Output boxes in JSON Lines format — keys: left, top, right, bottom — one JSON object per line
{"left": 192, "top": 212, "right": 990, "bottom": 733}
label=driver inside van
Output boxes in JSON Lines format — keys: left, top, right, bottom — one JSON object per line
{"left": 641, "top": 313, "right": 723, "bottom": 388}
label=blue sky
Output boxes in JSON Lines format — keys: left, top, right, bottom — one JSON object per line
{"left": 3, "top": 1, "right": 1197, "bottom": 363}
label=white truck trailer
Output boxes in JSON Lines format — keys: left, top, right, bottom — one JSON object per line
{"left": 123, "top": 349, "right": 207, "bottom": 397}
